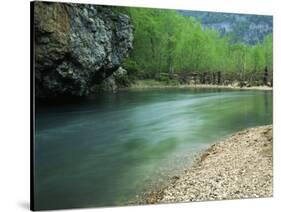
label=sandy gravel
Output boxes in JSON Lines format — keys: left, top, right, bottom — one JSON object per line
{"left": 145, "top": 125, "right": 273, "bottom": 204}
{"left": 180, "top": 84, "right": 273, "bottom": 90}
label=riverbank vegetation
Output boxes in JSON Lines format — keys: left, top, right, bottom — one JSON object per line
{"left": 112, "top": 8, "right": 273, "bottom": 88}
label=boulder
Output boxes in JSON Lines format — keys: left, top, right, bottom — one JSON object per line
{"left": 113, "top": 67, "right": 130, "bottom": 87}
{"left": 113, "top": 67, "right": 127, "bottom": 78}
{"left": 33, "top": 2, "right": 133, "bottom": 98}
{"left": 102, "top": 75, "right": 118, "bottom": 93}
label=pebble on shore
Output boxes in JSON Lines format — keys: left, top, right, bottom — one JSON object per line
{"left": 145, "top": 125, "right": 273, "bottom": 204}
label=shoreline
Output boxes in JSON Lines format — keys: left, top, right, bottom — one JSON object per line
{"left": 143, "top": 125, "right": 273, "bottom": 204}
{"left": 121, "top": 80, "right": 273, "bottom": 91}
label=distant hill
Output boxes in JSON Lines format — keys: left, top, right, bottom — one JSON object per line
{"left": 178, "top": 10, "right": 273, "bottom": 44}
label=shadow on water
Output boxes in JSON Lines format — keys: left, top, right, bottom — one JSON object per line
{"left": 34, "top": 88, "right": 273, "bottom": 210}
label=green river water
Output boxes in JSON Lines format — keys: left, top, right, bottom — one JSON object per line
{"left": 34, "top": 88, "right": 273, "bottom": 210}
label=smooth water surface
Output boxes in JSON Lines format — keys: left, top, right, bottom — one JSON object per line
{"left": 35, "top": 88, "right": 273, "bottom": 210}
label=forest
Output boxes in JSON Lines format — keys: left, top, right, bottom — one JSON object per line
{"left": 112, "top": 7, "right": 273, "bottom": 87}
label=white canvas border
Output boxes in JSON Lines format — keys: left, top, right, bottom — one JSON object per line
{"left": 0, "top": 0, "right": 279, "bottom": 211}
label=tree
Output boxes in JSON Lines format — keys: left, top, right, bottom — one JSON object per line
{"left": 116, "top": 7, "right": 272, "bottom": 85}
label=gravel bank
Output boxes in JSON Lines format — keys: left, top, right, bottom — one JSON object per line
{"left": 127, "top": 80, "right": 272, "bottom": 91}
{"left": 145, "top": 125, "right": 273, "bottom": 204}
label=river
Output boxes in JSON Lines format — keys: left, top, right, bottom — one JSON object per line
{"left": 34, "top": 88, "right": 273, "bottom": 210}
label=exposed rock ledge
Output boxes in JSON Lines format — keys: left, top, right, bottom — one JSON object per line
{"left": 146, "top": 125, "right": 273, "bottom": 204}
{"left": 33, "top": 2, "right": 133, "bottom": 98}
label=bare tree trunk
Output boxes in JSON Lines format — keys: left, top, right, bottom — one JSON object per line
{"left": 212, "top": 72, "right": 216, "bottom": 84}
{"left": 167, "top": 33, "right": 174, "bottom": 79}
{"left": 217, "top": 71, "right": 221, "bottom": 85}
{"left": 263, "top": 66, "right": 268, "bottom": 85}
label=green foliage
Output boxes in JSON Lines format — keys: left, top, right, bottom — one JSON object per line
{"left": 263, "top": 34, "right": 273, "bottom": 72}
{"left": 114, "top": 72, "right": 130, "bottom": 87}
{"left": 116, "top": 8, "right": 273, "bottom": 81}
{"left": 122, "top": 58, "right": 140, "bottom": 80}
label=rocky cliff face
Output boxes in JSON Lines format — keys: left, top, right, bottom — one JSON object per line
{"left": 33, "top": 2, "right": 133, "bottom": 98}
{"left": 178, "top": 10, "right": 272, "bottom": 44}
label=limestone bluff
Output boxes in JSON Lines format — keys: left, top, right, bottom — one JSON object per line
{"left": 33, "top": 2, "right": 133, "bottom": 98}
